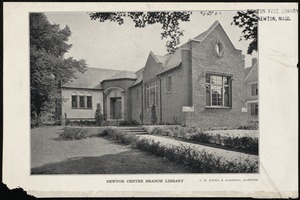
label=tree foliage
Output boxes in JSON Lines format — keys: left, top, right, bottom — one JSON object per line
{"left": 232, "top": 10, "right": 258, "bottom": 54}
{"left": 89, "top": 11, "right": 193, "bottom": 53}
{"left": 30, "top": 13, "right": 87, "bottom": 122}
{"left": 89, "top": 11, "right": 257, "bottom": 55}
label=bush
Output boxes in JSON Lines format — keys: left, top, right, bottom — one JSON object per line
{"left": 147, "top": 126, "right": 258, "bottom": 155}
{"left": 95, "top": 103, "right": 103, "bottom": 126}
{"left": 133, "top": 138, "right": 258, "bottom": 173}
{"left": 119, "top": 120, "right": 140, "bottom": 126}
{"left": 59, "top": 127, "right": 107, "bottom": 140}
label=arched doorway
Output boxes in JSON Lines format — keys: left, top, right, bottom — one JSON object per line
{"left": 104, "top": 87, "right": 125, "bottom": 121}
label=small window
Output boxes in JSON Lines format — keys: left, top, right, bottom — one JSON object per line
{"left": 71, "top": 95, "right": 77, "bottom": 108}
{"left": 250, "top": 103, "right": 258, "bottom": 116}
{"left": 79, "top": 93, "right": 85, "bottom": 108}
{"left": 87, "top": 95, "right": 92, "bottom": 108}
{"left": 166, "top": 75, "right": 172, "bottom": 92}
{"left": 251, "top": 83, "right": 258, "bottom": 96}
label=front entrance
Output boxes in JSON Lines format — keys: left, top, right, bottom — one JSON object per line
{"left": 104, "top": 87, "right": 125, "bottom": 121}
{"left": 110, "top": 97, "right": 122, "bottom": 119}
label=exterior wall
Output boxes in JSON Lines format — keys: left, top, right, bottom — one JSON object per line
{"left": 142, "top": 53, "right": 163, "bottom": 124}
{"left": 61, "top": 88, "right": 103, "bottom": 120}
{"left": 130, "top": 84, "right": 143, "bottom": 123}
{"left": 186, "top": 24, "right": 247, "bottom": 128}
{"left": 245, "top": 64, "right": 258, "bottom": 122}
{"left": 102, "top": 79, "right": 135, "bottom": 121}
{"left": 160, "top": 66, "right": 187, "bottom": 124}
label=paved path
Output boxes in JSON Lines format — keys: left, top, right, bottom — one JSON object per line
{"left": 137, "top": 134, "right": 258, "bottom": 163}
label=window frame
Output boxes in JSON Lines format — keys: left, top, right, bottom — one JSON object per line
{"left": 71, "top": 92, "right": 93, "bottom": 109}
{"left": 250, "top": 102, "right": 258, "bottom": 116}
{"left": 71, "top": 92, "right": 78, "bottom": 108}
{"left": 166, "top": 74, "right": 172, "bottom": 93}
{"left": 205, "top": 73, "right": 232, "bottom": 108}
{"left": 145, "top": 80, "right": 158, "bottom": 108}
{"left": 86, "top": 93, "right": 92, "bottom": 109}
{"left": 251, "top": 83, "right": 258, "bottom": 96}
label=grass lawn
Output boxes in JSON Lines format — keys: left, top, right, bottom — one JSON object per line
{"left": 31, "top": 126, "right": 191, "bottom": 174}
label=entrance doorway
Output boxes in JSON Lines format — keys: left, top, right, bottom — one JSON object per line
{"left": 110, "top": 97, "right": 122, "bottom": 119}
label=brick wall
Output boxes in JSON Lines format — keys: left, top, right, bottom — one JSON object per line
{"left": 142, "top": 53, "right": 163, "bottom": 124}
{"left": 186, "top": 24, "right": 247, "bottom": 128}
{"left": 130, "top": 84, "right": 143, "bottom": 123}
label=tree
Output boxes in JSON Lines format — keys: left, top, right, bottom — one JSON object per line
{"left": 30, "top": 13, "right": 87, "bottom": 125}
{"left": 95, "top": 103, "right": 103, "bottom": 126}
{"left": 232, "top": 10, "right": 258, "bottom": 54}
{"left": 151, "top": 103, "right": 157, "bottom": 125}
{"left": 89, "top": 11, "right": 257, "bottom": 54}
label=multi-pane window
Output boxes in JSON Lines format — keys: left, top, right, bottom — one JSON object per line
{"left": 166, "top": 75, "right": 172, "bottom": 92}
{"left": 87, "top": 95, "right": 92, "bottom": 108}
{"left": 71, "top": 93, "right": 78, "bottom": 108}
{"left": 206, "top": 74, "right": 231, "bottom": 107}
{"left": 79, "top": 94, "right": 85, "bottom": 108}
{"left": 71, "top": 92, "right": 92, "bottom": 109}
{"left": 251, "top": 83, "right": 258, "bottom": 96}
{"left": 250, "top": 103, "right": 258, "bottom": 116}
{"left": 146, "top": 81, "right": 158, "bottom": 107}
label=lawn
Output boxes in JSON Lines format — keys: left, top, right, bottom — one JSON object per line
{"left": 31, "top": 126, "right": 191, "bottom": 174}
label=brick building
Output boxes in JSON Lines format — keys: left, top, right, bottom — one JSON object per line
{"left": 61, "top": 20, "right": 248, "bottom": 128}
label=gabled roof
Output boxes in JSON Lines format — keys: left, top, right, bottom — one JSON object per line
{"left": 154, "top": 20, "right": 236, "bottom": 75}
{"left": 245, "top": 61, "right": 258, "bottom": 82}
{"left": 130, "top": 67, "right": 144, "bottom": 87}
{"left": 102, "top": 70, "right": 137, "bottom": 82}
{"left": 62, "top": 67, "right": 122, "bottom": 90}
{"left": 244, "top": 66, "right": 253, "bottom": 78}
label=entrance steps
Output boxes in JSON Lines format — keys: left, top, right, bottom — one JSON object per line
{"left": 115, "top": 126, "right": 148, "bottom": 135}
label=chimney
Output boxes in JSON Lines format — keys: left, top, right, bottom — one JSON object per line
{"left": 252, "top": 58, "right": 258, "bottom": 66}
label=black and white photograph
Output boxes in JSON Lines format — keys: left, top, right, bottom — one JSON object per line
{"left": 30, "top": 10, "right": 259, "bottom": 175}
{"left": 3, "top": 2, "right": 298, "bottom": 198}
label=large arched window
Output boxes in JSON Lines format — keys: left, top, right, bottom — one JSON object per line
{"left": 86, "top": 93, "right": 92, "bottom": 108}
{"left": 71, "top": 92, "right": 78, "bottom": 108}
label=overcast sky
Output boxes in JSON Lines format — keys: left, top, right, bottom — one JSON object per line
{"left": 45, "top": 11, "right": 257, "bottom": 72}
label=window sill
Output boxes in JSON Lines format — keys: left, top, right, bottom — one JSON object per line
{"left": 72, "top": 107, "right": 93, "bottom": 110}
{"left": 205, "top": 106, "right": 231, "bottom": 109}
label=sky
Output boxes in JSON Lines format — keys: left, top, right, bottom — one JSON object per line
{"left": 45, "top": 11, "right": 257, "bottom": 72}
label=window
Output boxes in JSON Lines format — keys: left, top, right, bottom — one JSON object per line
{"left": 71, "top": 92, "right": 78, "bottom": 108}
{"left": 250, "top": 103, "right": 258, "bottom": 116}
{"left": 166, "top": 75, "right": 172, "bottom": 92}
{"left": 79, "top": 95, "right": 85, "bottom": 108}
{"left": 146, "top": 81, "right": 158, "bottom": 107}
{"left": 86, "top": 93, "right": 92, "bottom": 108}
{"left": 251, "top": 83, "right": 258, "bottom": 96}
{"left": 71, "top": 92, "right": 92, "bottom": 109}
{"left": 205, "top": 74, "right": 231, "bottom": 107}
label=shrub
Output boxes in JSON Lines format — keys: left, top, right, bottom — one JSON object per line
{"left": 119, "top": 120, "right": 140, "bottom": 126}
{"left": 151, "top": 104, "right": 157, "bottom": 125}
{"left": 146, "top": 126, "right": 258, "bottom": 155}
{"left": 133, "top": 138, "right": 258, "bottom": 173}
{"left": 95, "top": 103, "right": 103, "bottom": 126}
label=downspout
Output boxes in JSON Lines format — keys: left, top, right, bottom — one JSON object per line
{"left": 158, "top": 75, "right": 163, "bottom": 124}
